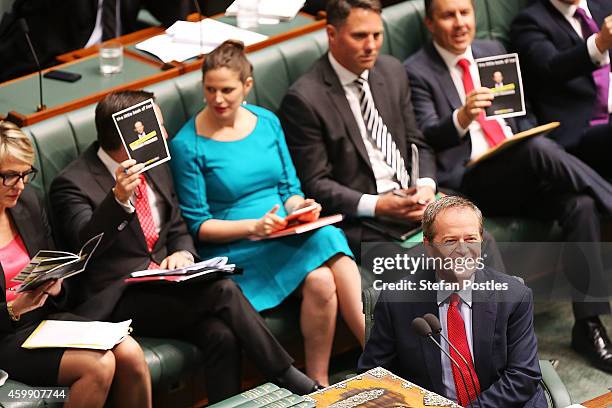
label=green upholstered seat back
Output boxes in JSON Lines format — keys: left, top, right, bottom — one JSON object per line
{"left": 381, "top": 0, "right": 429, "bottom": 62}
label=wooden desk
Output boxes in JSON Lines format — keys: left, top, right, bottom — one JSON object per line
{"left": 1, "top": 12, "right": 325, "bottom": 127}
{"left": 582, "top": 391, "right": 612, "bottom": 408}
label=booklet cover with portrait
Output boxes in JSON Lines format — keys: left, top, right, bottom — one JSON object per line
{"left": 476, "top": 53, "right": 526, "bottom": 120}
{"left": 112, "top": 98, "right": 170, "bottom": 173}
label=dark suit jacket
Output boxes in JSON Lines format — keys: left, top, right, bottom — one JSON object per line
{"left": 358, "top": 267, "right": 546, "bottom": 407}
{"left": 404, "top": 40, "right": 532, "bottom": 191}
{"left": 49, "top": 142, "right": 196, "bottom": 319}
{"left": 0, "top": 0, "right": 191, "bottom": 82}
{"left": 0, "top": 187, "right": 65, "bottom": 336}
{"left": 510, "top": 0, "right": 612, "bottom": 148}
{"left": 279, "top": 54, "right": 437, "bottom": 247}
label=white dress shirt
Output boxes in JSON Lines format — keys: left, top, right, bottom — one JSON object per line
{"left": 437, "top": 285, "right": 474, "bottom": 402}
{"left": 327, "top": 53, "right": 436, "bottom": 217}
{"left": 97, "top": 147, "right": 164, "bottom": 234}
{"left": 549, "top": 0, "right": 612, "bottom": 113}
{"left": 433, "top": 42, "right": 514, "bottom": 160}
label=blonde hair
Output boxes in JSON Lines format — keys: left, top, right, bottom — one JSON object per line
{"left": 0, "top": 121, "right": 35, "bottom": 166}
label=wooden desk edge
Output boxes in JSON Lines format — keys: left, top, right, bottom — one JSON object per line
{"left": 4, "top": 12, "right": 324, "bottom": 126}
{"left": 56, "top": 27, "right": 165, "bottom": 63}
{"left": 7, "top": 66, "right": 181, "bottom": 127}
{"left": 582, "top": 391, "right": 612, "bottom": 408}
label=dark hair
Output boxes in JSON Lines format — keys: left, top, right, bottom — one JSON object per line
{"left": 424, "top": 0, "right": 474, "bottom": 19}
{"left": 326, "top": 0, "right": 382, "bottom": 28}
{"left": 95, "top": 90, "right": 154, "bottom": 152}
{"left": 201, "top": 40, "right": 253, "bottom": 83}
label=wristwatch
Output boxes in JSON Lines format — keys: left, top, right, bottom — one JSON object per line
{"left": 6, "top": 302, "right": 20, "bottom": 321}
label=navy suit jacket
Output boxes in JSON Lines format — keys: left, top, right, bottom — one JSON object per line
{"left": 510, "top": 0, "right": 612, "bottom": 148}
{"left": 403, "top": 40, "right": 532, "bottom": 191}
{"left": 358, "top": 267, "right": 546, "bottom": 407}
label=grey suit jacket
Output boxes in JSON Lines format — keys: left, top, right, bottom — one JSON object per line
{"left": 404, "top": 40, "right": 532, "bottom": 190}
{"left": 279, "top": 53, "right": 437, "bottom": 248}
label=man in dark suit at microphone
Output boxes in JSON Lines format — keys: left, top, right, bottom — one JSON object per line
{"left": 359, "top": 196, "right": 546, "bottom": 407}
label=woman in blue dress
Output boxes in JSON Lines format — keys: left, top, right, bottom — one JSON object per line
{"left": 170, "top": 41, "right": 364, "bottom": 386}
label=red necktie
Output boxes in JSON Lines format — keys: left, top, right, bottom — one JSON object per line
{"left": 447, "top": 293, "right": 480, "bottom": 406}
{"left": 134, "top": 175, "right": 159, "bottom": 269}
{"left": 457, "top": 58, "right": 506, "bottom": 147}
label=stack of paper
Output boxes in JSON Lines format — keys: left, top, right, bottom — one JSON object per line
{"left": 226, "top": 0, "right": 306, "bottom": 21}
{"left": 129, "top": 257, "right": 235, "bottom": 278}
{"left": 135, "top": 19, "right": 268, "bottom": 63}
{"left": 22, "top": 320, "right": 132, "bottom": 350}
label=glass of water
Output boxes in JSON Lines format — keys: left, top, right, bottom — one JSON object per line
{"left": 236, "top": 0, "right": 259, "bottom": 29}
{"left": 99, "top": 41, "right": 123, "bottom": 75}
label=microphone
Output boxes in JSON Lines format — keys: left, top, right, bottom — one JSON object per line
{"left": 424, "top": 313, "right": 482, "bottom": 408}
{"left": 192, "top": 0, "right": 204, "bottom": 57}
{"left": 411, "top": 317, "right": 473, "bottom": 408}
{"left": 18, "top": 18, "right": 45, "bottom": 112}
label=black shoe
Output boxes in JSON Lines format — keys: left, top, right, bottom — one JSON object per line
{"left": 571, "top": 317, "right": 612, "bottom": 373}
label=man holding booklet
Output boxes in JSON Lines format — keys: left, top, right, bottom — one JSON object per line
{"left": 404, "top": 0, "right": 612, "bottom": 372}
{"left": 49, "top": 90, "right": 318, "bottom": 403}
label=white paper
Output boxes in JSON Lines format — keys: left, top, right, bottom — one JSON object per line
{"left": 136, "top": 19, "right": 268, "bottom": 63}
{"left": 226, "top": 0, "right": 305, "bottom": 20}
{"left": 0, "top": 370, "right": 7, "bottom": 386}
{"left": 130, "top": 257, "right": 234, "bottom": 278}
{"left": 22, "top": 320, "right": 132, "bottom": 350}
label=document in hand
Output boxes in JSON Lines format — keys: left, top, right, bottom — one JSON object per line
{"left": 125, "top": 257, "right": 241, "bottom": 284}
{"left": 22, "top": 320, "right": 132, "bottom": 350}
{"left": 112, "top": 98, "right": 171, "bottom": 173}
{"left": 12, "top": 233, "right": 103, "bottom": 292}
{"left": 250, "top": 214, "right": 344, "bottom": 240}
{"left": 466, "top": 122, "right": 560, "bottom": 167}
{"left": 476, "top": 53, "right": 526, "bottom": 120}
{"left": 225, "top": 0, "right": 306, "bottom": 21}
{"left": 0, "top": 370, "right": 7, "bottom": 387}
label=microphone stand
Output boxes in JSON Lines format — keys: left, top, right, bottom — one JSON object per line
{"left": 19, "top": 19, "right": 45, "bottom": 112}
{"left": 425, "top": 333, "right": 475, "bottom": 408}
{"left": 192, "top": 0, "right": 204, "bottom": 58}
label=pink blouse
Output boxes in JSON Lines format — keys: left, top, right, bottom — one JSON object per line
{"left": 0, "top": 234, "right": 30, "bottom": 302}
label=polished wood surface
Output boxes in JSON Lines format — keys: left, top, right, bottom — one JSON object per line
{"left": 1, "top": 12, "right": 324, "bottom": 127}
{"left": 582, "top": 391, "right": 612, "bottom": 408}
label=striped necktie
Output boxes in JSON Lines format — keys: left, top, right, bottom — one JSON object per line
{"left": 354, "top": 76, "right": 410, "bottom": 188}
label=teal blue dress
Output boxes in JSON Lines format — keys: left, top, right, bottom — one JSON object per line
{"left": 170, "top": 105, "right": 353, "bottom": 312}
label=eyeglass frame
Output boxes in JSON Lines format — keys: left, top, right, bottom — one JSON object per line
{"left": 0, "top": 166, "right": 38, "bottom": 187}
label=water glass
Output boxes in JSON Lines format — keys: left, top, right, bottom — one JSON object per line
{"left": 99, "top": 42, "right": 123, "bottom": 75}
{"left": 236, "top": 0, "right": 259, "bottom": 29}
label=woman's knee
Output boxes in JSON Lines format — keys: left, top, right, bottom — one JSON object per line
{"left": 303, "top": 268, "right": 337, "bottom": 303}
{"left": 112, "top": 336, "right": 149, "bottom": 378}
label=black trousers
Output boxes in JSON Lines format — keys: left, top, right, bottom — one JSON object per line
{"left": 110, "top": 278, "right": 293, "bottom": 403}
{"left": 567, "top": 122, "right": 612, "bottom": 181}
{"left": 462, "top": 136, "right": 612, "bottom": 319}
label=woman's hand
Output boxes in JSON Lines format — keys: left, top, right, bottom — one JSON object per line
{"left": 251, "top": 205, "right": 287, "bottom": 237}
{"left": 8, "top": 279, "right": 59, "bottom": 318}
{"left": 293, "top": 198, "right": 322, "bottom": 223}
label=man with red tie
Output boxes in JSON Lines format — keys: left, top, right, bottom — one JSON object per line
{"left": 359, "top": 196, "right": 547, "bottom": 407}
{"left": 49, "top": 90, "right": 318, "bottom": 403}
{"left": 403, "top": 0, "right": 612, "bottom": 372}
{"left": 511, "top": 0, "right": 612, "bottom": 180}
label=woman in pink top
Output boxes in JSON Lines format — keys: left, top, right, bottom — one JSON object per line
{"left": 0, "top": 120, "right": 152, "bottom": 408}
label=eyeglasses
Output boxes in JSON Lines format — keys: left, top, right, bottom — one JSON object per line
{"left": 0, "top": 167, "right": 38, "bottom": 187}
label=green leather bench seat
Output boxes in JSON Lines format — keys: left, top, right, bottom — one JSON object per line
{"left": 6, "top": 1, "right": 556, "bottom": 406}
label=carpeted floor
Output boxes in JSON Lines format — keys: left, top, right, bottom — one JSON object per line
{"left": 534, "top": 302, "right": 612, "bottom": 404}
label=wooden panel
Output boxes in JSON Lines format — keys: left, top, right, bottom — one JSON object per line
{"left": 582, "top": 391, "right": 612, "bottom": 408}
